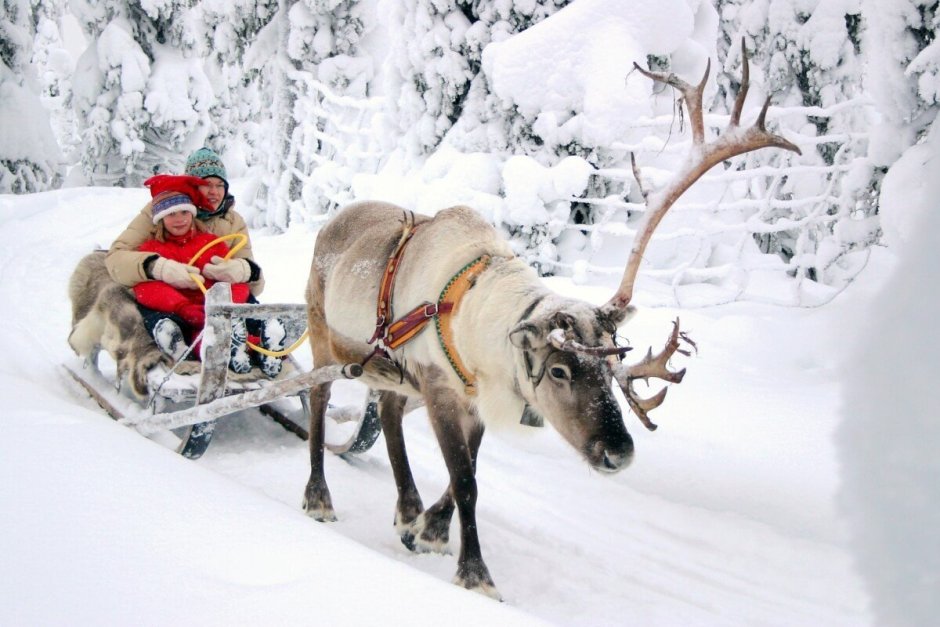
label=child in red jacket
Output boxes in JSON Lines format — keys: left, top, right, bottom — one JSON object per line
{"left": 133, "top": 175, "right": 253, "bottom": 373}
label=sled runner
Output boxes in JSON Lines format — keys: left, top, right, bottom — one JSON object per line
{"left": 66, "top": 283, "right": 384, "bottom": 459}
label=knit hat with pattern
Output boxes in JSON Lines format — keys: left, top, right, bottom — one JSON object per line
{"left": 184, "top": 147, "right": 227, "bottom": 184}
{"left": 150, "top": 191, "right": 197, "bottom": 224}
{"left": 144, "top": 174, "right": 213, "bottom": 224}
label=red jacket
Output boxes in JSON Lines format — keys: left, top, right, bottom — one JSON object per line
{"left": 133, "top": 229, "right": 250, "bottom": 332}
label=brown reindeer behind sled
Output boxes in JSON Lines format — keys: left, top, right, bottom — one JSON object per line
{"left": 68, "top": 251, "right": 173, "bottom": 398}
{"left": 302, "top": 42, "right": 800, "bottom": 599}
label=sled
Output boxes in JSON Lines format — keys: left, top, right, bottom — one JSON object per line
{"left": 66, "top": 283, "right": 384, "bottom": 459}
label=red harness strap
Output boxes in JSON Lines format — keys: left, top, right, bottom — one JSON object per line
{"left": 368, "top": 218, "right": 420, "bottom": 348}
{"left": 385, "top": 301, "right": 453, "bottom": 349}
{"left": 367, "top": 217, "right": 451, "bottom": 360}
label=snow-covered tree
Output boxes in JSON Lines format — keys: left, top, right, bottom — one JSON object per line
{"left": 30, "top": 0, "right": 78, "bottom": 178}
{"left": 0, "top": 0, "right": 63, "bottom": 193}
{"left": 189, "top": 0, "right": 279, "bottom": 168}
{"left": 705, "top": 0, "right": 878, "bottom": 296}
{"left": 379, "top": 0, "right": 577, "bottom": 265}
{"left": 381, "top": 0, "right": 475, "bottom": 157}
{"left": 439, "top": 0, "right": 718, "bottom": 275}
{"left": 864, "top": 0, "right": 939, "bottom": 165}
{"left": 250, "top": 0, "right": 372, "bottom": 228}
{"left": 7, "top": 0, "right": 934, "bottom": 309}
{"left": 383, "top": 0, "right": 572, "bottom": 160}
{"left": 69, "top": 0, "right": 228, "bottom": 185}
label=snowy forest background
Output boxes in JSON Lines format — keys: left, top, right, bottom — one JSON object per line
{"left": 4, "top": 0, "right": 938, "bottom": 309}
{"left": 3, "top": 0, "right": 940, "bottom": 624}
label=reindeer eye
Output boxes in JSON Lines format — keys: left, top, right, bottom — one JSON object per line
{"left": 548, "top": 365, "right": 570, "bottom": 381}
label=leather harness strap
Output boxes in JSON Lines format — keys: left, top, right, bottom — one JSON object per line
{"left": 434, "top": 255, "right": 491, "bottom": 395}
{"left": 368, "top": 216, "right": 421, "bottom": 347}
{"left": 385, "top": 301, "right": 453, "bottom": 349}
{"left": 365, "top": 217, "right": 491, "bottom": 395}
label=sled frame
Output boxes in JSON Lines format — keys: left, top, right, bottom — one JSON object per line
{"left": 69, "top": 283, "right": 383, "bottom": 460}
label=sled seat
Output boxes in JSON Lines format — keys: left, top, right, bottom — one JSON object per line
{"left": 139, "top": 283, "right": 388, "bottom": 460}
{"left": 144, "top": 283, "right": 312, "bottom": 458}
{"left": 69, "top": 283, "right": 382, "bottom": 460}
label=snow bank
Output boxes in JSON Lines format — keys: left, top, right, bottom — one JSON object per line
{"left": 836, "top": 116, "right": 940, "bottom": 627}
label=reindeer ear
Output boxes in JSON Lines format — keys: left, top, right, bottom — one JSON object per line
{"left": 509, "top": 320, "right": 549, "bottom": 350}
{"left": 548, "top": 312, "right": 577, "bottom": 332}
{"left": 598, "top": 303, "right": 637, "bottom": 329}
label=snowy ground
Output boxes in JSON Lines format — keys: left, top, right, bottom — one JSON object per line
{"left": 0, "top": 187, "right": 875, "bottom": 625}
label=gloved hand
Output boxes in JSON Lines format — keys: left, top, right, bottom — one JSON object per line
{"left": 203, "top": 256, "right": 251, "bottom": 284}
{"left": 151, "top": 257, "right": 202, "bottom": 289}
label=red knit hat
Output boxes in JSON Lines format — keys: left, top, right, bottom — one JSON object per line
{"left": 144, "top": 174, "right": 213, "bottom": 211}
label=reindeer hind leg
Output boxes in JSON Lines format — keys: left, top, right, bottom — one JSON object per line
{"left": 303, "top": 314, "right": 340, "bottom": 522}
{"left": 303, "top": 380, "right": 337, "bottom": 521}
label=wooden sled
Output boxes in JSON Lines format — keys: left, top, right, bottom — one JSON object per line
{"left": 66, "top": 283, "right": 384, "bottom": 460}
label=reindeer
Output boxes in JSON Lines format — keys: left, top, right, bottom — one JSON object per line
{"left": 67, "top": 250, "right": 174, "bottom": 398}
{"left": 302, "top": 41, "right": 800, "bottom": 599}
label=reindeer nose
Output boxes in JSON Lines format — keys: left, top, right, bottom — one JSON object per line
{"left": 602, "top": 448, "right": 633, "bottom": 471}
{"left": 591, "top": 437, "right": 634, "bottom": 473}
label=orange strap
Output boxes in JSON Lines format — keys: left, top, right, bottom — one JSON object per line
{"left": 434, "top": 256, "right": 491, "bottom": 395}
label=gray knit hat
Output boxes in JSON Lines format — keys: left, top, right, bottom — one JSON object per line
{"left": 184, "top": 147, "right": 227, "bottom": 183}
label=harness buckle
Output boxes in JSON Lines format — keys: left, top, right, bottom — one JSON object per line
{"left": 368, "top": 314, "right": 387, "bottom": 345}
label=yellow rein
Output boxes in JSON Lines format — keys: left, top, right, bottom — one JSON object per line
{"left": 186, "top": 233, "right": 308, "bottom": 358}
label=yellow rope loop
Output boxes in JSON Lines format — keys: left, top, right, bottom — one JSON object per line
{"left": 182, "top": 232, "right": 307, "bottom": 358}
{"left": 186, "top": 233, "right": 249, "bottom": 295}
{"left": 188, "top": 232, "right": 248, "bottom": 265}
{"left": 248, "top": 330, "right": 309, "bottom": 357}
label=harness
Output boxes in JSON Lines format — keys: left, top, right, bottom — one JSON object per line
{"left": 366, "top": 216, "right": 492, "bottom": 395}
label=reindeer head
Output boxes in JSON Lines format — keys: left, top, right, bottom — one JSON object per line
{"left": 579, "top": 40, "right": 798, "bottom": 434}
{"left": 510, "top": 300, "right": 635, "bottom": 472}
{"left": 505, "top": 41, "right": 800, "bottom": 460}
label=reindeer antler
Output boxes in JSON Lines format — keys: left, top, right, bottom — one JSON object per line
{"left": 605, "top": 39, "right": 802, "bottom": 313}
{"left": 612, "top": 319, "right": 696, "bottom": 430}
{"left": 601, "top": 41, "right": 798, "bottom": 429}
{"left": 547, "top": 329, "right": 632, "bottom": 358}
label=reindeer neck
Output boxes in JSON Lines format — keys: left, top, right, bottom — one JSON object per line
{"left": 442, "top": 257, "right": 548, "bottom": 427}
{"left": 454, "top": 257, "right": 548, "bottom": 374}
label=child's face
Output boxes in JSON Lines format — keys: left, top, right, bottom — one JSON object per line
{"left": 162, "top": 210, "right": 194, "bottom": 236}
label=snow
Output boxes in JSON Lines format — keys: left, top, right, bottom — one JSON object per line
{"left": 835, "top": 113, "right": 940, "bottom": 627}
{"left": 482, "top": 0, "right": 696, "bottom": 145}
{"left": 877, "top": 116, "right": 940, "bottom": 250}
{"left": 2, "top": 0, "right": 939, "bottom": 623}
{"left": 0, "top": 71, "right": 62, "bottom": 164}
{"left": 1, "top": 174, "right": 911, "bottom": 626}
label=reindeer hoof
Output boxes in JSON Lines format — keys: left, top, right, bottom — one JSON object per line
{"left": 401, "top": 511, "right": 451, "bottom": 554}
{"left": 303, "top": 502, "right": 337, "bottom": 522}
{"left": 302, "top": 489, "right": 337, "bottom": 522}
{"left": 454, "top": 564, "right": 502, "bottom": 601}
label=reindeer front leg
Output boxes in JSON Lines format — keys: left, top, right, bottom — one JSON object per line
{"left": 425, "top": 382, "right": 499, "bottom": 600}
{"left": 378, "top": 390, "right": 426, "bottom": 545}
{"left": 408, "top": 417, "right": 483, "bottom": 554}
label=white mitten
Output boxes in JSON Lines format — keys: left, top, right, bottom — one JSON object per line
{"left": 203, "top": 255, "right": 251, "bottom": 283}
{"left": 151, "top": 257, "right": 202, "bottom": 289}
